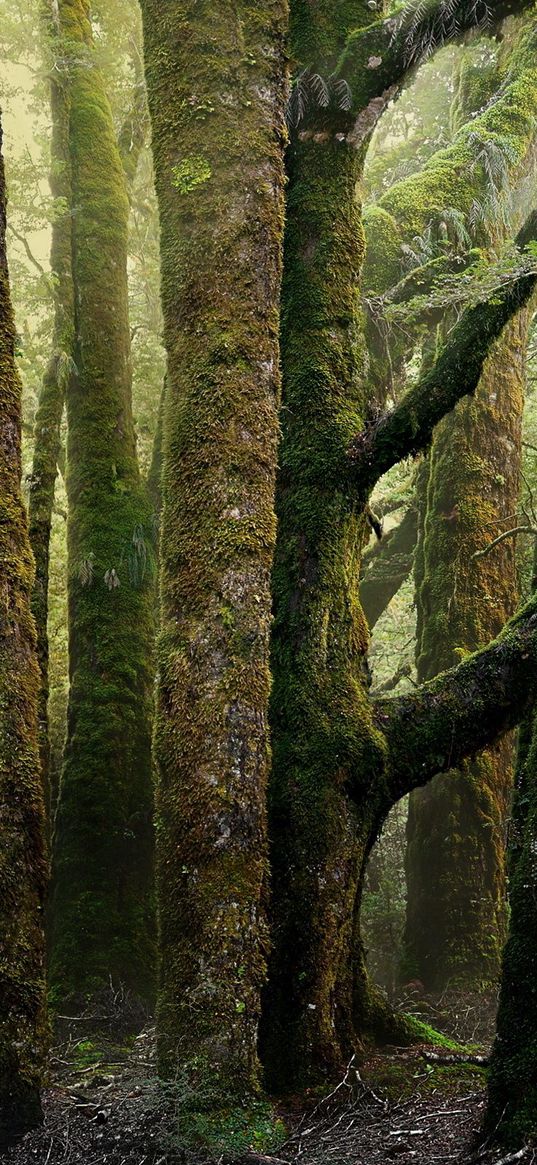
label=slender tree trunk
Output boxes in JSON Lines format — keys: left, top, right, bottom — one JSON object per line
{"left": 404, "top": 315, "right": 527, "bottom": 989}
{"left": 28, "top": 4, "right": 74, "bottom": 817}
{"left": 0, "top": 116, "right": 48, "bottom": 1150}
{"left": 140, "top": 0, "right": 288, "bottom": 1102}
{"left": 49, "top": 0, "right": 156, "bottom": 1011}
{"left": 486, "top": 572, "right": 537, "bottom": 1142}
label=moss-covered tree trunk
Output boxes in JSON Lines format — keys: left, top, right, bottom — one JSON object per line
{"left": 262, "top": 3, "right": 537, "bottom": 1091}
{"left": 28, "top": 1, "right": 74, "bottom": 816}
{"left": 49, "top": 0, "right": 156, "bottom": 1010}
{"left": 0, "top": 116, "right": 48, "bottom": 1150}
{"left": 405, "top": 314, "right": 527, "bottom": 990}
{"left": 261, "top": 0, "right": 401, "bottom": 1094}
{"left": 140, "top": 0, "right": 288, "bottom": 1101}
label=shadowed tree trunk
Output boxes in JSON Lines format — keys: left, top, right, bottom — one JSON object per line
{"left": 486, "top": 591, "right": 537, "bottom": 1143}
{"left": 261, "top": 0, "right": 537, "bottom": 1090}
{"left": 140, "top": 0, "right": 288, "bottom": 1103}
{"left": 49, "top": 0, "right": 156, "bottom": 1011}
{"left": 0, "top": 115, "right": 48, "bottom": 1151}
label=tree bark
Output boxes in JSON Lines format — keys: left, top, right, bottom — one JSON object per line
{"left": 49, "top": 0, "right": 156, "bottom": 1012}
{"left": 140, "top": 0, "right": 288, "bottom": 1103}
{"left": 28, "top": 0, "right": 75, "bottom": 818}
{"left": 405, "top": 313, "right": 527, "bottom": 990}
{"left": 0, "top": 115, "right": 48, "bottom": 1150}
{"left": 262, "top": 2, "right": 537, "bottom": 1090}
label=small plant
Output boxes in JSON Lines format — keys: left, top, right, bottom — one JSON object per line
{"left": 171, "top": 155, "right": 212, "bottom": 194}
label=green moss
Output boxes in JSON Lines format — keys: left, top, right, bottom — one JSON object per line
{"left": 141, "top": 0, "right": 288, "bottom": 1105}
{"left": 49, "top": 0, "right": 156, "bottom": 1012}
{"left": 171, "top": 155, "right": 212, "bottom": 193}
{"left": 0, "top": 121, "right": 48, "bottom": 1149}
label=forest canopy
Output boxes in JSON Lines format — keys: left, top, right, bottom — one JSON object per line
{"left": 2, "top": 1, "right": 537, "bottom": 1162}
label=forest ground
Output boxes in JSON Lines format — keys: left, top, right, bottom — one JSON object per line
{"left": 1, "top": 994, "right": 534, "bottom": 1165}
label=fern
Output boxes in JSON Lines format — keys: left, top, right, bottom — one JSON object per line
{"left": 286, "top": 69, "right": 353, "bottom": 129}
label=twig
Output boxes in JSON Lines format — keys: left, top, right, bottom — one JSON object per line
{"left": 472, "top": 526, "right": 537, "bottom": 560}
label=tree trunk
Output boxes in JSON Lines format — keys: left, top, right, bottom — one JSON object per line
{"left": 400, "top": 22, "right": 536, "bottom": 989}
{"left": 486, "top": 630, "right": 537, "bottom": 1144}
{"left": 262, "top": 4, "right": 537, "bottom": 1091}
{"left": 49, "top": 0, "right": 156, "bottom": 1012}
{"left": 405, "top": 316, "right": 527, "bottom": 989}
{"left": 28, "top": 1, "right": 75, "bottom": 817}
{"left": 140, "top": 0, "right": 288, "bottom": 1102}
{"left": 0, "top": 115, "right": 48, "bottom": 1150}
{"left": 261, "top": 0, "right": 401, "bottom": 1094}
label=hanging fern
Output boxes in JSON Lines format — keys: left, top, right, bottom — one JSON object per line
{"left": 465, "top": 132, "right": 519, "bottom": 234}
{"left": 391, "top": 0, "right": 492, "bottom": 69}
{"left": 286, "top": 70, "right": 353, "bottom": 129}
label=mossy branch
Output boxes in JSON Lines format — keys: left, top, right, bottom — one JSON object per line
{"left": 375, "top": 590, "right": 537, "bottom": 803}
{"left": 349, "top": 210, "right": 537, "bottom": 497}
{"left": 335, "top": 0, "right": 535, "bottom": 120}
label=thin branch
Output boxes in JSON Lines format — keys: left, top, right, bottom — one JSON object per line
{"left": 472, "top": 526, "right": 537, "bottom": 560}
{"left": 7, "top": 222, "right": 53, "bottom": 287}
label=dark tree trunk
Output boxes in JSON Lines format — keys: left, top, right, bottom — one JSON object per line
{"left": 0, "top": 115, "right": 48, "bottom": 1151}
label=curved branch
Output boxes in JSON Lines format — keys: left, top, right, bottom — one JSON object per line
{"left": 335, "top": 0, "right": 534, "bottom": 117}
{"left": 375, "top": 590, "right": 537, "bottom": 804}
{"left": 349, "top": 210, "right": 537, "bottom": 498}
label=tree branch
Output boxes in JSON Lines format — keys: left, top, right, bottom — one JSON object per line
{"left": 360, "top": 504, "right": 418, "bottom": 629}
{"left": 335, "top": 0, "right": 534, "bottom": 119}
{"left": 349, "top": 210, "right": 537, "bottom": 498}
{"left": 374, "top": 590, "right": 537, "bottom": 804}
{"left": 472, "top": 525, "right": 537, "bottom": 560}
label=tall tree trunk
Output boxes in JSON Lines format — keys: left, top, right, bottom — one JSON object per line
{"left": 28, "top": 2, "right": 75, "bottom": 817}
{"left": 140, "top": 0, "right": 288, "bottom": 1103}
{"left": 49, "top": 0, "right": 156, "bottom": 1011}
{"left": 261, "top": 0, "right": 401, "bottom": 1094}
{"left": 0, "top": 116, "right": 48, "bottom": 1150}
{"left": 486, "top": 582, "right": 537, "bottom": 1143}
{"left": 405, "top": 314, "right": 527, "bottom": 990}
{"left": 262, "top": 4, "right": 537, "bottom": 1091}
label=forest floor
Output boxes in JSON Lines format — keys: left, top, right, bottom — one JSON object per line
{"left": 1, "top": 1000, "right": 534, "bottom": 1165}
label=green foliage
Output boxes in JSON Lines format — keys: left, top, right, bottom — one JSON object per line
{"left": 171, "top": 155, "right": 212, "bottom": 194}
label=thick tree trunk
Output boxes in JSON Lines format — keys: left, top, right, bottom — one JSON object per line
{"left": 261, "top": 0, "right": 400, "bottom": 1094}
{"left": 28, "top": 4, "right": 74, "bottom": 816}
{"left": 404, "top": 315, "right": 527, "bottom": 990}
{"left": 49, "top": 0, "right": 156, "bottom": 1011}
{"left": 140, "top": 0, "right": 288, "bottom": 1102}
{"left": 263, "top": 3, "right": 537, "bottom": 1091}
{"left": 0, "top": 117, "right": 48, "bottom": 1150}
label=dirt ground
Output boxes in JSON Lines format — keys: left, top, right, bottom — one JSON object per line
{"left": 1, "top": 1026, "right": 534, "bottom": 1165}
